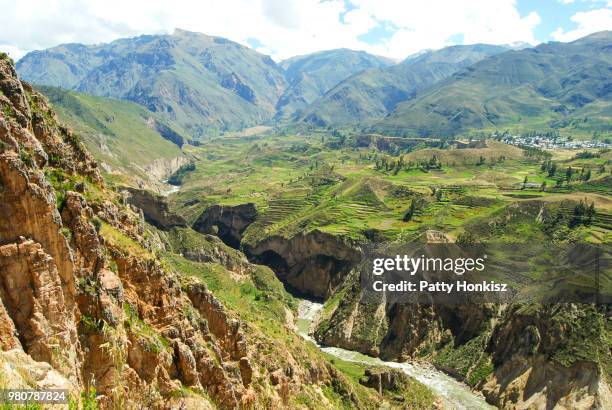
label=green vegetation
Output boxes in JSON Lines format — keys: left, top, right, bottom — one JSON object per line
{"left": 0, "top": 403, "right": 42, "bottom": 410}
{"left": 19, "top": 30, "right": 288, "bottom": 138}
{"left": 374, "top": 32, "right": 612, "bottom": 137}
{"left": 163, "top": 253, "right": 291, "bottom": 323}
{"left": 322, "top": 354, "right": 437, "bottom": 409}
{"left": 299, "top": 44, "right": 507, "bottom": 127}
{"left": 99, "top": 221, "right": 153, "bottom": 259}
{"left": 37, "top": 86, "right": 187, "bottom": 185}
{"left": 546, "top": 304, "right": 610, "bottom": 370}
{"left": 164, "top": 128, "right": 609, "bottom": 395}
{"left": 45, "top": 167, "right": 106, "bottom": 210}
{"left": 162, "top": 248, "right": 403, "bottom": 408}
{"left": 171, "top": 132, "right": 609, "bottom": 246}
{"left": 434, "top": 333, "right": 492, "bottom": 386}
{"left": 167, "top": 162, "right": 195, "bottom": 186}
{"left": 0, "top": 52, "right": 13, "bottom": 65}
{"left": 69, "top": 387, "right": 99, "bottom": 410}
{"left": 16, "top": 30, "right": 612, "bottom": 143}
{"left": 123, "top": 303, "right": 170, "bottom": 354}
{"left": 14, "top": 30, "right": 612, "bottom": 407}
{"left": 277, "top": 49, "right": 392, "bottom": 119}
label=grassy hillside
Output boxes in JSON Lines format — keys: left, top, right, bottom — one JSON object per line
{"left": 37, "top": 85, "right": 187, "bottom": 186}
{"left": 12, "top": 43, "right": 107, "bottom": 89}
{"left": 18, "top": 29, "right": 287, "bottom": 138}
{"left": 276, "top": 49, "right": 393, "bottom": 119}
{"left": 297, "top": 44, "right": 508, "bottom": 127}
{"left": 170, "top": 131, "right": 611, "bottom": 245}
{"left": 374, "top": 31, "right": 612, "bottom": 137}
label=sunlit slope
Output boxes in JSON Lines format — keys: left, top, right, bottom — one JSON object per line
{"left": 18, "top": 29, "right": 287, "bottom": 138}
{"left": 375, "top": 31, "right": 612, "bottom": 136}
{"left": 277, "top": 49, "right": 393, "bottom": 119}
{"left": 38, "top": 85, "right": 186, "bottom": 183}
{"left": 298, "top": 44, "right": 508, "bottom": 126}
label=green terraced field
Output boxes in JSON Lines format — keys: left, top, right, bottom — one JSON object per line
{"left": 169, "top": 132, "right": 612, "bottom": 245}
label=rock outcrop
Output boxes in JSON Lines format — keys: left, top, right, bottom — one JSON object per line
{"left": 481, "top": 304, "right": 612, "bottom": 409}
{"left": 244, "top": 230, "right": 361, "bottom": 300}
{"left": 167, "top": 227, "right": 253, "bottom": 275}
{"left": 122, "top": 187, "right": 186, "bottom": 229}
{"left": 143, "top": 155, "right": 190, "bottom": 182}
{"left": 316, "top": 272, "right": 611, "bottom": 409}
{"left": 193, "top": 203, "right": 257, "bottom": 249}
{"left": 0, "top": 349, "right": 76, "bottom": 392}
{"left": 359, "top": 367, "right": 410, "bottom": 394}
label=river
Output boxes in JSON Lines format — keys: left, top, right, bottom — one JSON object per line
{"left": 161, "top": 183, "right": 180, "bottom": 196}
{"left": 296, "top": 300, "right": 495, "bottom": 410}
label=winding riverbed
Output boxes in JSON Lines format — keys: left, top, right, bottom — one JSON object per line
{"left": 296, "top": 300, "right": 495, "bottom": 410}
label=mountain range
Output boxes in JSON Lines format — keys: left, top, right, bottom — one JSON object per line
{"left": 276, "top": 49, "right": 393, "bottom": 119}
{"left": 16, "top": 29, "right": 612, "bottom": 138}
{"left": 18, "top": 29, "right": 287, "bottom": 138}
{"left": 297, "top": 44, "right": 509, "bottom": 127}
{"left": 373, "top": 30, "right": 612, "bottom": 136}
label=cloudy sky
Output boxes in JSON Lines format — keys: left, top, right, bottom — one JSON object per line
{"left": 0, "top": 0, "right": 611, "bottom": 61}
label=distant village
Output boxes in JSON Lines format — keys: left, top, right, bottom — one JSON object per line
{"left": 498, "top": 133, "right": 611, "bottom": 150}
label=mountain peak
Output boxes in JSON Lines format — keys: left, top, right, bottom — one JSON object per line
{"left": 16, "top": 30, "right": 287, "bottom": 138}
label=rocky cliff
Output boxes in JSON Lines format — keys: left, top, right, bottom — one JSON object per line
{"left": 193, "top": 204, "right": 257, "bottom": 249}
{"left": 313, "top": 227, "right": 611, "bottom": 409}
{"left": 0, "top": 54, "right": 379, "bottom": 409}
{"left": 317, "top": 281, "right": 611, "bottom": 408}
{"left": 244, "top": 230, "right": 361, "bottom": 300}
{"left": 122, "top": 187, "right": 187, "bottom": 229}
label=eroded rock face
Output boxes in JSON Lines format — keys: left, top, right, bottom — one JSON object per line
{"left": 193, "top": 203, "right": 257, "bottom": 249}
{"left": 245, "top": 230, "right": 361, "bottom": 300}
{"left": 143, "top": 155, "right": 190, "bottom": 182}
{"left": 316, "top": 277, "right": 611, "bottom": 409}
{"left": 168, "top": 227, "right": 253, "bottom": 275}
{"left": 0, "top": 349, "right": 75, "bottom": 392}
{"left": 481, "top": 304, "right": 612, "bottom": 410}
{"left": 122, "top": 187, "right": 186, "bottom": 229}
{"left": 0, "top": 239, "right": 81, "bottom": 383}
{"left": 482, "top": 356, "right": 607, "bottom": 410}
{"left": 359, "top": 367, "right": 410, "bottom": 394}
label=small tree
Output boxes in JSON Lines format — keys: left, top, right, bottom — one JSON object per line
{"left": 586, "top": 201, "right": 596, "bottom": 223}
{"left": 584, "top": 169, "right": 591, "bottom": 181}
{"left": 456, "top": 231, "right": 477, "bottom": 245}
{"left": 403, "top": 200, "right": 416, "bottom": 222}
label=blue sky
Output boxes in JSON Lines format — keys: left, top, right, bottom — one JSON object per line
{"left": 353, "top": 0, "right": 611, "bottom": 50}
{"left": 517, "top": 0, "right": 611, "bottom": 41}
{"left": 0, "top": 0, "right": 610, "bottom": 61}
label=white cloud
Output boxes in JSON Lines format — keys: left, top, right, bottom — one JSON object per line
{"left": 551, "top": 7, "right": 612, "bottom": 41}
{"left": 349, "top": 0, "right": 541, "bottom": 56}
{"left": 0, "top": 44, "right": 27, "bottom": 61}
{"left": 0, "top": 0, "right": 543, "bottom": 61}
